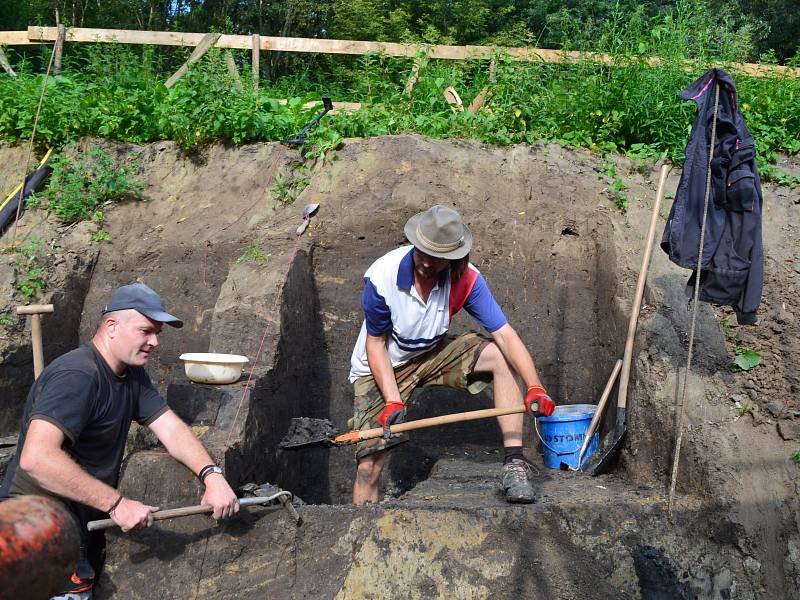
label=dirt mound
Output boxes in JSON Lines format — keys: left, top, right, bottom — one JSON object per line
{"left": 1, "top": 135, "right": 798, "bottom": 598}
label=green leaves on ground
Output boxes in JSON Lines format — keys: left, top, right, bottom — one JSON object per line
{"left": 731, "top": 347, "right": 762, "bottom": 372}
{"left": 236, "top": 245, "right": 271, "bottom": 264}
{"left": 13, "top": 237, "right": 47, "bottom": 300}
{"left": 32, "top": 145, "right": 143, "bottom": 225}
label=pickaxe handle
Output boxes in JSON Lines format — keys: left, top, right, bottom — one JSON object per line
{"left": 87, "top": 495, "right": 286, "bottom": 531}
{"left": 16, "top": 304, "right": 54, "bottom": 380}
{"left": 333, "top": 403, "right": 537, "bottom": 445}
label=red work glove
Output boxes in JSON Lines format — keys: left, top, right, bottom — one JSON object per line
{"left": 377, "top": 401, "right": 406, "bottom": 428}
{"left": 525, "top": 385, "right": 555, "bottom": 417}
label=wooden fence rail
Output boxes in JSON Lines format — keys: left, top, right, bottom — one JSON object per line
{"left": 0, "top": 26, "right": 796, "bottom": 78}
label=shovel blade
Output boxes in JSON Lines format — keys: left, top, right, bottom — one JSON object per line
{"left": 581, "top": 408, "right": 626, "bottom": 475}
{"left": 278, "top": 417, "right": 338, "bottom": 450}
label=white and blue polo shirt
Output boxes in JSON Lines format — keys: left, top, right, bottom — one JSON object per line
{"left": 349, "top": 245, "right": 508, "bottom": 381}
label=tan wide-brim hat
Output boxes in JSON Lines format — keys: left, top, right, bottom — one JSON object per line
{"left": 404, "top": 205, "right": 473, "bottom": 260}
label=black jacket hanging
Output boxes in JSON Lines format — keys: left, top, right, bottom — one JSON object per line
{"left": 661, "top": 68, "right": 764, "bottom": 325}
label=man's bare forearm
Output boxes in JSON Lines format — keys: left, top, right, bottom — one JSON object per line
{"left": 21, "top": 446, "right": 119, "bottom": 512}
{"left": 365, "top": 333, "right": 403, "bottom": 404}
{"left": 148, "top": 410, "right": 216, "bottom": 476}
{"left": 492, "top": 324, "right": 543, "bottom": 389}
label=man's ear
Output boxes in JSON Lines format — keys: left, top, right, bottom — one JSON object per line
{"left": 103, "top": 316, "right": 119, "bottom": 337}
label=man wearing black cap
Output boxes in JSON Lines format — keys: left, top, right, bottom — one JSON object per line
{"left": 0, "top": 283, "right": 239, "bottom": 599}
{"left": 349, "top": 205, "right": 556, "bottom": 506}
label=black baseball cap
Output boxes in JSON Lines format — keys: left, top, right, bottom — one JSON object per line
{"left": 102, "top": 283, "right": 184, "bottom": 328}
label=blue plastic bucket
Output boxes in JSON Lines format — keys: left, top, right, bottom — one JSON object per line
{"left": 536, "top": 404, "right": 598, "bottom": 469}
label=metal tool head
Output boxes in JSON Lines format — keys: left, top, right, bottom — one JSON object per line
{"left": 302, "top": 203, "right": 320, "bottom": 218}
{"left": 579, "top": 408, "right": 626, "bottom": 475}
{"left": 278, "top": 417, "right": 338, "bottom": 450}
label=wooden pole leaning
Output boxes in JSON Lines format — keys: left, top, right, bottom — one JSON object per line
{"left": 225, "top": 51, "right": 243, "bottom": 92}
{"left": 16, "top": 304, "right": 54, "bottom": 379}
{"left": 164, "top": 32, "right": 221, "bottom": 89}
{"left": 403, "top": 55, "right": 424, "bottom": 96}
{"left": 0, "top": 47, "right": 16, "bottom": 76}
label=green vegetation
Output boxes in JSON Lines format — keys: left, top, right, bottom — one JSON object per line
{"left": 91, "top": 229, "right": 112, "bottom": 243}
{"left": 0, "top": 312, "right": 13, "bottom": 328}
{"left": 13, "top": 237, "right": 47, "bottom": 299}
{"left": 0, "top": 1, "right": 797, "bottom": 175}
{"left": 731, "top": 347, "right": 762, "bottom": 372}
{"left": 792, "top": 450, "right": 800, "bottom": 466}
{"left": 236, "top": 245, "right": 271, "bottom": 265}
{"left": 721, "top": 316, "right": 762, "bottom": 372}
{"left": 270, "top": 164, "right": 312, "bottom": 205}
{"left": 737, "top": 399, "right": 753, "bottom": 417}
{"left": 30, "top": 145, "right": 143, "bottom": 225}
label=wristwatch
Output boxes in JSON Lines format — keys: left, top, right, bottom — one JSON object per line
{"left": 198, "top": 464, "right": 223, "bottom": 482}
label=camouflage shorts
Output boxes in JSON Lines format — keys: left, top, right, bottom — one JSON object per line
{"left": 349, "top": 332, "right": 492, "bottom": 460}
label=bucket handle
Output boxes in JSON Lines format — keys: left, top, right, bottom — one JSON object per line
{"left": 533, "top": 418, "right": 575, "bottom": 456}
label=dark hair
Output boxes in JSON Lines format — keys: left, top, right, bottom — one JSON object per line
{"left": 450, "top": 254, "right": 469, "bottom": 282}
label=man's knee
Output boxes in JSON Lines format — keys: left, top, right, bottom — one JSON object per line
{"left": 477, "top": 342, "right": 509, "bottom": 374}
{"left": 356, "top": 454, "right": 384, "bottom": 485}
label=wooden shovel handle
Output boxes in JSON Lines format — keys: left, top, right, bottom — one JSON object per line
{"left": 617, "top": 164, "right": 669, "bottom": 411}
{"left": 576, "top": 359, "right": 623, "bottom": 466}
{"left": 334, "top": 404, "right": 534, "bottom": 445}
{"left": 87, "top": 495, "right": 281, "bottom": 531}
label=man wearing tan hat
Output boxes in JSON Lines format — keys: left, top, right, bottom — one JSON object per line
{"left": 348, "top": 205, "right": 555, "bottom": 505}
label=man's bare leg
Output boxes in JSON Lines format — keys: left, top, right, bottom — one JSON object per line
{"left": 353, "top": 450, "right": 386, "bottom": 505}
{"left": 473, "top": 342, "right": 524, "bottom": 447}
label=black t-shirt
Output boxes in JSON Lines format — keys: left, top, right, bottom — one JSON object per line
{"left": 0, "top": 342, "right": 168, "bottom": 499}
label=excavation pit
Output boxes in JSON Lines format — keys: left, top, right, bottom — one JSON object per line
{"left": 3, "top": 136, "right": 792, "bottom": 598}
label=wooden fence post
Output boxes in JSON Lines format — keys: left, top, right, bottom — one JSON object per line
{"left": 251, "top": 34, "right": 260, "bottom": 93}
{"left": 164, "top": 32, "right": 220, "bottom": 89}
{"left": 53, "top": 24, "right": 65, "bottom": 75}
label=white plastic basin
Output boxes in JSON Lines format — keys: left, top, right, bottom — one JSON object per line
{"left": 179, "top": 353, "right": 249, "bottom": 385}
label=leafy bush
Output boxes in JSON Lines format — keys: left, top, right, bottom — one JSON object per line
{"left": 0, "top": 0, "right": 797, "bottom": 168}
{"left": 33, "top": 145, "right": 143, "bottom": 224}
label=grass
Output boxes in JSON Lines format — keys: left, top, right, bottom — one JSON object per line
{"left": 792, "top": 450, "right": 800, "bottom": 466}
{"left": 0, "top": 1, "right": 796, "bottom": 187}
{"left": 236, "top": 245, "right": 271, "bottom": 264}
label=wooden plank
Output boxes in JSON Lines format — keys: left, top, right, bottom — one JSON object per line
{"left": 0, "top": 31, "right": 38, "bottom": 45}
{"left": 18, "top": 27, "right": 800, "bottom": 78}
{"left": 225, "top": 51, "right": 243, "bottom": 92}
{"left": 443, "top": 86, "right": 464, "bottom": 113}
{"left": 164, "top": 32, "right": 221, "bottom": 89}
{"left": 53, "top": 24, "right": 66, "bottom": 75}
{"left": 0, "top": 47, "right": 16, "bottom": 76}
{"left": 277, "top": 99, "right": 361, "bottom": 114}
{"left": 251, "top": 34, "right": 260, "bottom": 93}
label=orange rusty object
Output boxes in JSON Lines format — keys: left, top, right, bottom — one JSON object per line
{"left": 0, "top": 495, "right": 80, "bottom": 598}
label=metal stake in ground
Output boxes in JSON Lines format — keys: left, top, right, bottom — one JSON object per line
{"left": 669, "top": 81, "right": 721, "bottom": 514}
